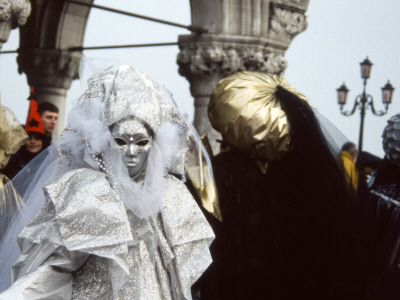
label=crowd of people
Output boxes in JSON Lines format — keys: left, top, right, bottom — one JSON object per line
{"left": 0, "top": 66, "right": 399, "bottom": 299}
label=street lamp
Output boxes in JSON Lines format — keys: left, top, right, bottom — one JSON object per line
{"left": 336, "top": 57, "right": 395, "bottom": 151}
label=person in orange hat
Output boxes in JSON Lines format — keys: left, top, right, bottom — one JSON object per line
{"left": 1, "top": 97, "right": 50, "bottom": 179}
{"left": 28, "top": 87, "right": 58, "bottom": 148}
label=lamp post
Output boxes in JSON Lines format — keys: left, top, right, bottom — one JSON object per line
{"left": 337, "top": 57, "right": 395, "bottom": 151}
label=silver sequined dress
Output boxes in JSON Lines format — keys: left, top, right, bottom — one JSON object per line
{"left": 0, "top": 168, "right": 214, "bottom": 299}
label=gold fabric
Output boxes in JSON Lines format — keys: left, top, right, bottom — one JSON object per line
{"left": 200, "top": 134, "right": 214, "bottom": 159}
{"left": 208, "top": 71, "right": 309, "bottom": 172}
{"left": 0, "top": 105, "right": 28, "bottom": 169}
{"left": 186, "top": 140, "right": 222, "bottom": 221}
{"left": 338, "top": 151, "right": 359, "bottom": 191}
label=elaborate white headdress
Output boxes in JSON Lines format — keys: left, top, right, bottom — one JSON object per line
{"left": 58, "top": 65, "right": 188, "bottom": 217}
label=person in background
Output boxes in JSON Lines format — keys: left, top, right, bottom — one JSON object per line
{"left": 1, "top": 98, "right": 49, "bottom": 180}
{"left": 37, "top": 98, "right": 58, "bottom": 147}
{"left": 356, "top": 150, "right": 382, "bottom": 187}
{"left": 339, "top": 141, "right": 359, "bottom": 192}
{"left": 37, "top": 101, "right": 58, "bottom": 134}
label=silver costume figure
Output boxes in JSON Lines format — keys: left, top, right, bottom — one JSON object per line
{"left": 0, "top": 66, "right": 214, "bottom": 299}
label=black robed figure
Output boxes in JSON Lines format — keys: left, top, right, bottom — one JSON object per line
{"left": 198, "top": 72, "right": 370, "bottom": 299}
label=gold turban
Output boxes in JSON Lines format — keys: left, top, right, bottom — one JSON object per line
{"left": 208, "top": 71, "right": 309, "bottom": 172}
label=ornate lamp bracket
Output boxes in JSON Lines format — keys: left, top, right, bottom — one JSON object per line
{"left": 340, "top": 95, "right": 361, "bottom": 116}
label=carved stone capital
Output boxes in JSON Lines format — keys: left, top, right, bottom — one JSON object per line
{"left": 0, "top": 0, "right": 12, "bottom": 23}
{"left": 268, "top": 2, "right": 308, "bottom": 42}
{"left": 177, "top": 35, "right": 287, "bottom": 96}
{"left": 0, "top": 0, "right": 31, "bottom": 25}
{"left": 178, "top": 45, "right": 287, "bottom": 76}
{"left": 0, "top": 0, "right": 30, "bottom": 45}
{"left": 17, "top": 49, "right": 82, "bottom": 90}
{"left": 0, "top": 17, "right": 10, "bottom": 45}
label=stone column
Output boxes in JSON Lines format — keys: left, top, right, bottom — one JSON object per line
{"left": 17, "top": 49, "right": 81, "bottom": 138}
{"left": 178, "top": 0, "right": 309, "bottom": 153}
{"left": 0, "top": 0, "right": 30, "bottom": 48}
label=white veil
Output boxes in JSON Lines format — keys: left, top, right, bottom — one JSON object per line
{"left": 312, "top": 107, "right": 349, "bottom": 155}
{"left": 0, "top": 146, "right": 57, "bottom": 291}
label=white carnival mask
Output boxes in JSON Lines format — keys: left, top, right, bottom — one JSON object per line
{"left": 110, "top": 117, "right": 153, "bottom": 181}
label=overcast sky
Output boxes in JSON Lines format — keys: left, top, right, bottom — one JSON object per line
{"left": 1, "top": 0, "right": 399, "bottom": 157}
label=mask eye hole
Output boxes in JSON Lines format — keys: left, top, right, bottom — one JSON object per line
{"left": 137, "top": 140, "right": 149, "bottom": 147}
{"left": 114, "top": 138, "right": 126, "bottom": 146}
